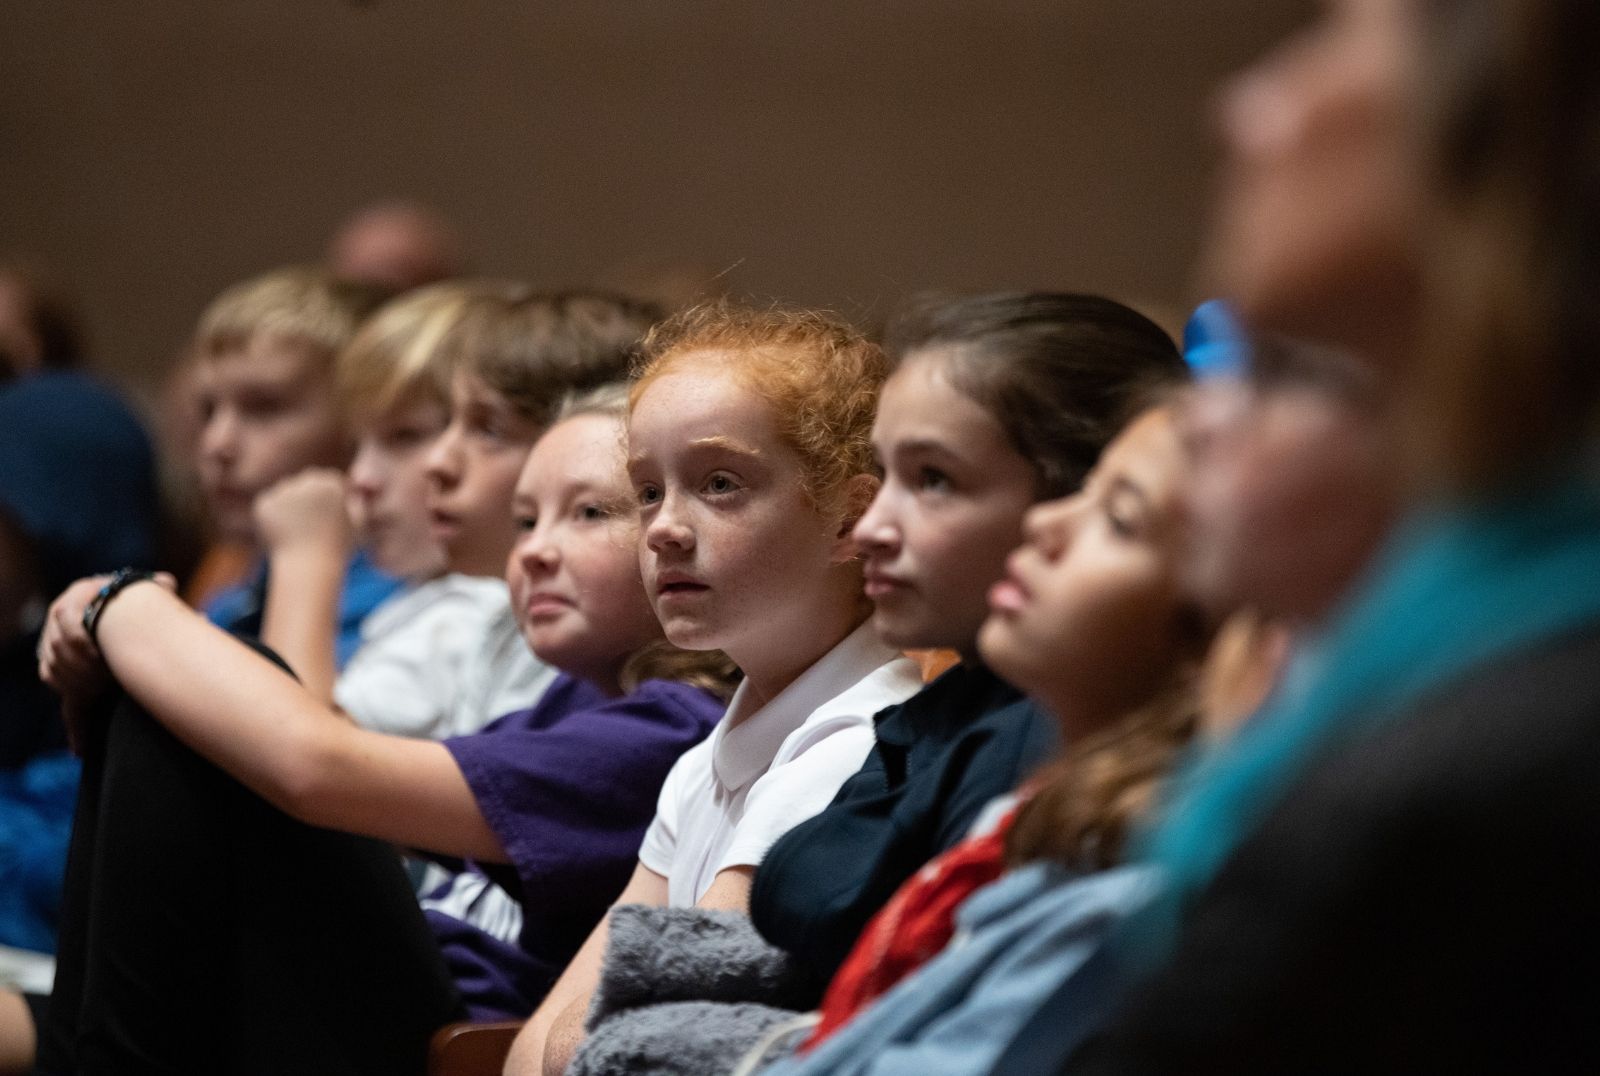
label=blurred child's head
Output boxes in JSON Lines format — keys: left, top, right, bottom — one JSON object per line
{"left": 425, "top": 287, "right": 661, "bottom": 577}
{"left": 0, "top": 263, "right": 84, "bottom": 380}
{"left": 627, "top": 302, "right": 887, "bottom": 669}
{"left": 335, "top": 283, "right": 478, "bottom": 580}
{"left": 1179, "top": 336, "right": 1394, "bottom": 625}
{"left": 0, "top": 373, "right": 159, "bottom": 641}
{"left": 856, "top": 292, "right": 1186, "bottom": 657}
{"left": 979, "top": 405, "right": 1211, "bottom": 739}
{"left": 193, "top": 266, "right": 390, "bottom": 544}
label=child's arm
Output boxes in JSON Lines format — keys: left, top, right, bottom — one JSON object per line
{"left": 507, "top": 866, "right": 753, "bottom": 1076}
{"left": 44, "top": 576, "right": 506, "bottom": 863}
{"left": 255, "top": 469, "right": 354, "bottom": 705}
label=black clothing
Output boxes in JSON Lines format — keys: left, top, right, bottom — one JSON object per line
{"left": 34, "top": 683, "right": 461, "bottom": 1075}
{"left": 1, "top": 630, "right": 66, "bottom": 769}
{"left": 751, "top": 663, "right": 1057, "bottom": 989}
{"left": 1059, "top": 622, "right": 1600, "bottom": 1074}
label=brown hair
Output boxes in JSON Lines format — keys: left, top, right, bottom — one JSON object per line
{"left": 445, "top": 287, "right": 662, "bottom": 429}
{"left": 884, "top": 292, "right": 1187, "bottom": 499}
{"left": 194, "top": 265, "right": 392, "bottom": 364}
{"left": 552, "top": 383, "right": 741, "bottom": 703}
{"left": 1005, "top": 679, "right": 1202, "bottom": 872}
{"left": 1003, "top": 609, "right": 1274, "bottom": 873}
{"left": 1409, "top": 0, "right": 1600, "bottom": 490}
{"left": 629, "top": 301, "right": 889, "bottom": 521}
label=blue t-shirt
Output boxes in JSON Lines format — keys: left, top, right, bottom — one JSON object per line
{"left": 202, "top": 549, "right": 400, "bottom": 668}
{"left": 430, "top": 673, "right": 725, "bottom": 1019}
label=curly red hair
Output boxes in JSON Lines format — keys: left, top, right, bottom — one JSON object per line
{"left": 628, "top": 301, "right": 888, "bottom": 521}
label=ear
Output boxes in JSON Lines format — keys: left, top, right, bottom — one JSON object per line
{"left": 829, "top": 473, "right": 881, "bottom": 564}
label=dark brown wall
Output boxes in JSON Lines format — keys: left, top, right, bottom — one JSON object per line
{"left": 1, "top": 1, "right": 1304, "bottom": 397}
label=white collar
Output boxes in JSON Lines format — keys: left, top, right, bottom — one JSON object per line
{"left": 711, "top": 621, "right": 899, "bottom": 791}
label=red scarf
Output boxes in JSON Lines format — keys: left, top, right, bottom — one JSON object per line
{"left": 802, "top": 801, "right": 1022, "bottom": 1050}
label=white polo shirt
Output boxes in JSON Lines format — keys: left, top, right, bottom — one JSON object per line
{"left": 638, "top": 621, "right": 923, "bottom": 907}
{"left": 334, "top": 573, "right": 556, "bottom": 740}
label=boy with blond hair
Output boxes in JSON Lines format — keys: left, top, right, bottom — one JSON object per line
{"left": 189, "top": 266, "right": 398, "bottom": 660}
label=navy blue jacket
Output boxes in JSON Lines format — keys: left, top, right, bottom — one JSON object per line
{"left": 751, "top": 662, "right": 1058, "bottom": 990}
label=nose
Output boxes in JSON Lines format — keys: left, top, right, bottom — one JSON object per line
{"left": 425, "top": 420, "right": 464, "bottom": 491}
{"left": 198, "top": 405, "right": 240, "bottom": 469}
{"left": 1021, "top": 495, "right": 1079, "bottom": 560}
{"left": 643, "top": 492, "right": 694, "bottom": 555}
{"left": 347, "top": 441, "right": 384, "bottom": 500}
{"left": 513, "top": 520, "right": 559, "bottom": 579}
{"left": 851, "top": 485, "right": 900, "bottom": 558}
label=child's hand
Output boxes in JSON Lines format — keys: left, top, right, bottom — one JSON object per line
{"left": 38, "top": 572, "right": 175, "bottom": 753}
{"left": 254, "top": 469, "right": 356, "bottom": 561}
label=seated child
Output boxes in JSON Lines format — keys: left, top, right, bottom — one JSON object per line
{"left": 187, "top": 266, "right": 399, "bottom": 660}
{"left": 743, "top": 401, "right": 1245, "bottom": 1076}
{"left": 246, "top": 281, "right": 659, "bottom": 736}
{"left": 761, "top": 336, "right": 1391, "bottom": 1076}
{"left": 512, "top": 303, "right": 925, "bottom": 1075}
{"left": 751, "top": 292, "right": 1188, "bottom": 988}
{"left": 35, "top": 386, "right": 730, "bottom": 1075}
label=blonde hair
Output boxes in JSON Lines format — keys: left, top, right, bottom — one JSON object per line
{"left": 549, "top": 381, "right": 742, "bottom": 703}
{"left": 194, "top": 265, "right": 390, "bottom": 364}
{"left": 629, "top": 301, "right": 889, "bottom": 520}
{"left": 335, "top": 281, "right": 491, "bottom": 421}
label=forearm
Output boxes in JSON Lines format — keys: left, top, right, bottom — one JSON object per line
{"left": 93, "top": 583, "right": 506, "bottom": 860}
{"left": 509, "top": 864, "right": 670, "bottom": 1076}
{"left": 510, "top": 917, "right": 610, "bottom": 1076}
{"left": 98, "top": 583, "right": 350, "bottom": 807}
{"left": 260, "top": 545, "right": 345, "bottom": 704}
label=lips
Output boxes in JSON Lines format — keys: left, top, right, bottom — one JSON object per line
{"left": 655, "top": 571, "right": 709, "bottom": 600}
{"left": 522, "top": 591, "right": 573, "bottom": 619}
{"left": 429, "top": 509, "right": 461, "bottom": 538}
{"left": 862, "top": 569, "right": 911, "bottom": 601}
{"left": 987, "top": 556, "right": 1033, "bottom": 615}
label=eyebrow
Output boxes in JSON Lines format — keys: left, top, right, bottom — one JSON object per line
{"left": 688, "top": 435, "right": 762, "bottom": 457}
{"left": 889, "top": 437, "right": 971, "bottom": 463}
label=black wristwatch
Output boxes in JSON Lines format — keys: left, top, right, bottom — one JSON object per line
{"left": 81, "top": 568, "right": 159, "bottom": 648}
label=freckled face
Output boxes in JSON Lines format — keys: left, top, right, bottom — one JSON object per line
{"left": 854, "top": 356, "right": 1039, "bottom": 656}
{"left": 979, "top": 408, "right": 1194, "bottom": 729}
{"left": 627, "top": 356, "right": 844, "bottom": 666}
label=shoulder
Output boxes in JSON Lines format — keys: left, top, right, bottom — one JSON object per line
{"left": 1213, "top": 621, "right": 1600, "bottom": 959}
{"left": 1278, "top": 621, "right": 1600, "bottom": 833}
{"left": 589, "top": 680, "right": 727, "bottom": 737}
{"left": 790, "top": 654, "right": 922, "bottom": 749}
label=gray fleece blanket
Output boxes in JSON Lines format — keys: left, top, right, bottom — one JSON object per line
{"left": 568, "top": 905, "right": 811, "bottom": 1075}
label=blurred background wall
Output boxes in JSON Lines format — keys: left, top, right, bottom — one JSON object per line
{"left": 1, "top": 0, "right": 1306, "bottom": 399}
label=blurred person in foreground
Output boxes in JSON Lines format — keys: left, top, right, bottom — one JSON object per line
{"left": 1046, "top": 0, "right": 1600, "bottom": 1070}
